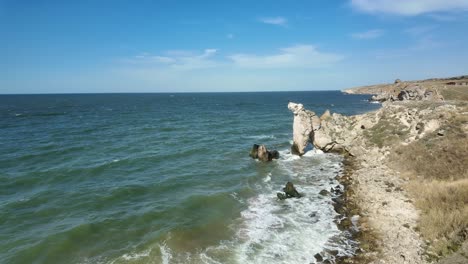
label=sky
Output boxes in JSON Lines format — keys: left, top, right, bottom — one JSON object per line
{"left": 1, "top": 0, "right": 468, "bottom": 93}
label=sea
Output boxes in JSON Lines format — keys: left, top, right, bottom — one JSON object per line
{"left": 0, "top": 91, "right": 380, "bottom": 264}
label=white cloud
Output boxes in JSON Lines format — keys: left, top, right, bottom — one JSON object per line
{"left": 350, "top": 0, "right": 468, "bottom": 16}
{"left": 228, "top": 45, "right": 343, "bottom": 69}
{"left": 404, "top": 25, "right": 436, "bottom": 36}
{"left": 131, "top": 49, "right": 220, "bottom": 70}
{"left": 428, "top": 14, "right": 459, "bottom": 21}
{"left": 351, "top": 29, "right": 384, "bottom": 39}
{"left": 258, "top": 16, "right": 287, "bottom": 26}
{"left": 128, "top": 45, "right": 342, "bottom": 71}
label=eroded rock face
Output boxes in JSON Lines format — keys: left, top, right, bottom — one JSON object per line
{"left": 249, "top": 144, "right": 279, "bottom": 162}
{"left": 288, "top": 102, "right": 381, "bottom": 155}
{"left": 288, "top": 102, "right": 321, "bottom": 155}
{"left": 369, "top": 85, "right": 443, "bottom": 103}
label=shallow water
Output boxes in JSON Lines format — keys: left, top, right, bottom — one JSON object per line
{"left": 0, "top": 92, "right": 379, "bottom": 263}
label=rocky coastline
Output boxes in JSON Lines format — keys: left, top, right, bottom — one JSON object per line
{"left": 288, "top": 76, "right": 468, "bottom": 263}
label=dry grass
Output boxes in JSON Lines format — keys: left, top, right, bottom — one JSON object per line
{"left": 408, "top": 180, "right": 468, "bottom": 256}
{"left": 440, "top": 86, "right": 468, "bottom": 101}
{"left": 388, "top": 104, "right": 468, "bottom": 258}
{"left": 364, "top": 116, "right": 409, "bottom": 148}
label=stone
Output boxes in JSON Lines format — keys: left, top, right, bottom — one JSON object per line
{"left": 319, "top": 189, "right": 330, "bottom": 196}
{"left": 257, "top": 145, "right": 270, "bottom": 162}
{"left": 288, "top": 102, "right": 320, "bottom": 155}
{"left": 249, "top": 144, "right": 279, "bottom": 161}
{"left": 269, "top": 150, "right": 280, "bottom": 160}
{"left": 314, "top": 253, "right": 324, "bottom": 262}
{"left": 277, "top": 192, "right": 287, "bottom": 200}
{"left": 320, "top": 109, "right": 331, "bottom": 120}
{"left": 277, "top": 182, "right": 302, "bottom": 199}
{"left": 395, "top": 79, "right": 402, "bottom": 84}
{"left": 371, "top": 93, "right": 390, "bottom": 102}
{"left": 249, "top": 144, "right": 259, "bottom": 159}
{"left": 396, "top": 86, "right": 439, "bottom": 102}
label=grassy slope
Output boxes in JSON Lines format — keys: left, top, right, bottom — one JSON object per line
{"left": 359, "top": 84, "right": 468, "bottom": 261}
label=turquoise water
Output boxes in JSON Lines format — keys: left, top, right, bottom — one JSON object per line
{"left": 0, "top": 92, "right": 379, "bottom": 263}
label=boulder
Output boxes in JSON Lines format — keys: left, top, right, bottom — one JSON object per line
{"left": 395, "top": 79, "right": 402, "bottom": 84}
{"left": 249, "top": 144, "right": 260, "bottom": 159}
{"left": 397, "top": 86, "right": 439, "bottom": 102}
{"left": 286, "top": 182, "right": 302, "bottom": 198}
{"left": 370, "top": 93, "right": 391, "bottom": 102}
{"left": 257, "top": 145, "right": 270, "bottom": 162}
{"left": 249, "top": 144, "right": 279, "bottom": 162}
{"left": 288, "top": 102, "right": 321, "bottom": 155}
{"left": 277, "top": 182, "right": 302, "bottom": 200}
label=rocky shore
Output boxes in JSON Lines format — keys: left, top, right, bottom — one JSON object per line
{"left": 289, "top": 76, "right": 468, "bottom": 263}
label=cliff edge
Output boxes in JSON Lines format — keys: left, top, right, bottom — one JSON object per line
{"left": 295, "top": 77, "right": 468, "bottom": 263}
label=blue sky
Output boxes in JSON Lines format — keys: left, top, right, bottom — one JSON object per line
{"left": 1, "top": 0, "right": 468, "bottom": 93}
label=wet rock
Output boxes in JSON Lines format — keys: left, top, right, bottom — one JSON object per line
{"left": 284, "top": 182, "right": 302, "bottom": 198}
{"left": 257, "top": 145, "right": 270, "bottom": 162}
{"left": 249, "top": 144, "right": 279, "bottom": 161}
{"left": 314, "top": 253, "right": 324, "bottom": 262}
{"left": 277, "top": 182, "right": 302, "bottom": 200}
{"left": 291, "top": 143, "right": 301, "bottom": 155}
{"left": 249, "top": 144, "right": 260, "bottom": 158}
{"left": 319, "top": 189, "right": 330, "bottom": 196}
{"left": 276, "top": 192, "right": 287, "bottom": 200}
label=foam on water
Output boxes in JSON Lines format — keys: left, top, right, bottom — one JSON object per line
{"left": 227, "top": 150, "right": 345, "bottom": 263}
{"left": 160, "top": 243, "right": 173, "bottom": 264}
{"left": 112, "top": 150, "right": 352, "bottom": 264}
{"left": 121, "top": 249, "right": 152, "bottom": 261}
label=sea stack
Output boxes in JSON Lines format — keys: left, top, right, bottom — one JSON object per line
{"left": 287, "top": 102, "right": 321, "bottom": 155}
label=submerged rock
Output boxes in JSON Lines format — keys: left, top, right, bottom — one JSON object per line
{"left": 277, "top": 181, "right": 302, "bottom": 200}
{"left": 249, "top": 144, "right": 279, "bottom": 162}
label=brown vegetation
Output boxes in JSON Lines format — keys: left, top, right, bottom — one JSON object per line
{"left": 387, "top": 103, "right": 468, "bottom": 259}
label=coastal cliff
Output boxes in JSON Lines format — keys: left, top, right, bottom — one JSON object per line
{"left": 295, "top": 76, "right": 468, "bottom": 263}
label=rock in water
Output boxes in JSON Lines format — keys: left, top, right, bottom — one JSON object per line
{"left": 257, "top": 145, "right": 270, "bottom": 162}
{"left": 249, "top": 144, "right": 279, "bottom": 161}
{"left": 288, "top": 102, "right": 321, "bottom": 155}
{"left": 269, "top": 150, "right": 280, "bottom": 160}
{"left": 282, "top": 181, "right": 302, "bottom": 198}
{"left": 249, "top": 144, "right": 259, "bottom": 159}
{"left": 277, "top": 192, "right": 287, "bottom": 200}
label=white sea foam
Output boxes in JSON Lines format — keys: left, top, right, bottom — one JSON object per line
{"left": 303, "top": 148, "right": 324, "bottom": 156}
{"left": 121, "top": 249, "right": 151, "bottom": 260}
{"left": 246, "top": 135, "right": 277, "bottom": 140}
{"left": 228, "top": 151, "right": 346, "bottom": 263}
{"left": 160, "top": 243, "right": 173, "bottom": 264}
{"left": 111, "top": 150, "right": 350, "bottom": 264}
{"left": 263, "top": 172, "right": 272, "bottom": 183}
{"left": 230, "top": 192, "right": 245, "bottom": 204}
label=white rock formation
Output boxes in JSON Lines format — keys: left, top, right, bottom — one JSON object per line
{"left": 288, "top": 102, "right": 321, "bottom": 155}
